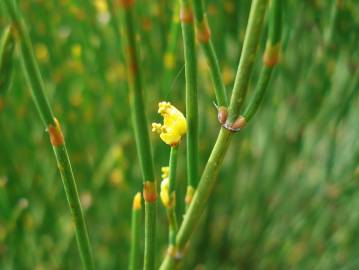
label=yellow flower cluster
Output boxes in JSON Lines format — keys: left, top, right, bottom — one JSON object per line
{"left": 152, "top": 102, "right": 187, "bottom": 146}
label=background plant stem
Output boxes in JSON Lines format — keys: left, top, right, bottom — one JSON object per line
{"left": 179, "top": 0, "right": 199, "bottom": 197}
{"left": 129, "top": 193, "right": 142, "bottom": 270}
{"left": 192, "top": 0, "right": 228, "bottom": 106}
{"left": 119, "top": 2, "right": 157, "bottom": 270}
{"left": 3, "top": 0, "right": 95, "bottom": 269}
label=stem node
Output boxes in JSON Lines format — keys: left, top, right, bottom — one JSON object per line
{"left": 143, "top": 181, "right": 157, "bottom": 203}
{"left": 48, "top": 117, "right": 64, "bottom": 146}
{"left": 180, "top": 7, "right": 194, "bottom": 23}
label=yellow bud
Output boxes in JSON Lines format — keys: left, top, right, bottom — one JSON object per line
{"left": 161, "top": 166, "right": 170, "bottom": 179}
{"left": 160, "top": 178, "right": 170, "bottom": 208}
{"left": 133, "top": 192, "right": 142, "bottom": 210}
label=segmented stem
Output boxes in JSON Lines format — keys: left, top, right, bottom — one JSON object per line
{"left": 159, "top": 1, "right": 269, "bottom": 268}
{"left": 129, "top": 193, "right": 142, "bottom": 270}
{"left": 243, "top": 0, "right": 282, "bottom": 122}
{"left": 179, "top": 0, "right": 199, "bottom": 200}
{"left": 4, "top": 1, "right": 94, "bottom": 269}
{"left": 193, "top": 0, "right": 228, "bottom": 106}
{"left": 227, "top": 0, "right": 269, "bottom": 123}
{"left": 119, "top": 1, "right": 157, "bottom": 269}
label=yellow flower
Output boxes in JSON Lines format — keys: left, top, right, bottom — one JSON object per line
{"left": 152, "top": 102, "right": 187, "bottom": 146}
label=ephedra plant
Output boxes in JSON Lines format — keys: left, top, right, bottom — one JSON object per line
{"left": 1, "top": 0, "right": 284, "bottom": 269}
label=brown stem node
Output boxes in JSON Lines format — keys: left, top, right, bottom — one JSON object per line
{"left": 223, "top": 116, "right": 246, "bottom": 132}
{"left": 48, "top": 117, "right": 64, "bottom": 146}
{"left": 180, "top": 7, "right": 194, "bottom": 24}
{"left": 119, "top": 0, "right": 135, "bottom": 8}
{"left": 217, "top": 106, "right": 228, "bottom": 125}
{"left": 143, "top": 181, "right": 157, "bottom": 203}
{"left": 196, "top": 18, "right": 211, "bottom": 43}
{"left": 185, "top": 185, "right": 195, "bottom": 206}
{"left": 263, "top": 43, "right": 281, "bottom": 67}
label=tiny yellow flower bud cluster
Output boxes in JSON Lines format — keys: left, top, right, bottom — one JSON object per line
{"left": 161, "top": 166, "right": 170, "bottom": 179}
{"left": 152, "top": 102, "right": 187, "bottom": 146}
{"left": 160, "top": 166, "right": 170, "bottom": 208}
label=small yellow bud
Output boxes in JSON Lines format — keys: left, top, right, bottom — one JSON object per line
{"left": 161, "top": 166, "right": 170, "bottom": 179}
{"left": 160, "top": 178, "right": 170, "bottom": 207}
{"left": 133, "top": 192, "right": 142, "bottom": 210}
{"left": 152, "top": 102, "right": 187, "bottom": 146}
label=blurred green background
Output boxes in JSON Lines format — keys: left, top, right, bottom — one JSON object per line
{"left": 1, "top": 0, "right": 359, "bottom": 269}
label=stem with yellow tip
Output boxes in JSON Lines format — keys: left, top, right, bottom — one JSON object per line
{"left": 129, "top": 192, "right": 142, "bottom": 270}
{"left": 118, "top": 0, "right": 157, "bottom": 269}
{"left": 179, "top": 0, "right": 199, "bottom": 208}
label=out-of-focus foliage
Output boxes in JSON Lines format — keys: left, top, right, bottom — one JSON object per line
{"left": 0, "top": 0, "right": 358, "bottom": 269}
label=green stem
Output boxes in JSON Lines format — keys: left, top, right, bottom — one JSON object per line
{"left": 52, "top": 144, "right": 95, "bottom": 270}
{"left": 129, "top": 193, "right": 142, "bottom": 270}
{"left": 119, "top": 2, "right": 157, "bottom": 270}
{"left": 242, "top": 67, "right": 273, "bottom": 122}
{"left": 0, "top": 25, "right": 15, "bottom": 96}
{"left": 243, "top": 0, "right": 282, "bottom": 123}
{"left": 163, "top": 2, "right": 181, "bottom": 98}
{"left": 179, "top": 0, "right": 199, "bottom": 192}
{"left": 159, "top": 146, "right": 178, "bottom": 270}
{"left": 4, "top": 1, "right": 95, "bottom": 269}
{"left": 192, "top": 0, "right": 228, "bottom": 106}
{"left": 168, "top": 146, "right": 178, "bottom": 245}
{"left": 227, "top": 0, "right": 269, "bottom": 123}
{"left": 159, "top": 0, "right": 268, "bottom": 268}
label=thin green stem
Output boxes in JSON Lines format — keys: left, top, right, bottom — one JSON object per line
{"left": 129, "top": 193, "right": 142, "bottom": 270}
{"left": 0, "top": 25, "right": 15, "bottom": 96}
{"left": 179, "top": 0, "right": 199, "bottom": 192}
{"left": 163, "top": 2, "right": 181, "bottom": 98}
{"left": 242, "top": 67, "right": 273, "bottom": 122}
{"left": 227, "top": 0, "right": 269, "bottom": 123}
{"left": 159, "top": 146, "right": 179, "bottom": 270}
{"left": 167, "top": 146, "right": 178, "bottom": 245}
{"left": 243, "top": 0, "right": 282, "bottom": 123}
{"left": 119, "top": 2, "right": 157, "bottom": 270}
{"left": 159, "top": 1, "right": 268, "bottom": 268}
{"left": 192, "top": 0, "right": 228, "bottom": 106}
{"left": 4, "top": 1, "right": 95, "bottom": 269}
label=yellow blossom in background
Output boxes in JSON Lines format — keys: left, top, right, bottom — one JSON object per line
{"left": 71, "top": 44, "right": 82, "bottom": 58}
{"left": 35, "top": 43, "right": 49, "bottom": 63}
{"left": 152, "top": 102, "right": 187, "bottom": 146}
{"left": 94, "top": 0, "right": 108, "bottom": 13}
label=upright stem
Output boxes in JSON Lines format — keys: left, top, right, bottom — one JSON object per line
{"left": 179, "top": 0, "right": 199, "bottom": 205}
{"left": 0, "top": 25, "right": 15, "bottom": 96}
{"left": 4, "top": 1, "right": 94, "bottom": 269}
{"left": 167, "top": 146, "right": 178, "bottom": 246}
{"left": 119, "top": 1, "right": 157, "bottom": 269}
{"left": 129, "top": 193, "right": 142, "bottom": 270}
{"left": 243, "top": 0, "right": 282, "bottom": 123}
{"left": 192, "top": 0, "right": 228, "bottom": 106}
{"left": 162, "top": 2, "right": 181, "bottom": 98}
{"left": 159, "top": 0, "right": 269, "bottom": 268}
{"left": 227, "top": 0, "right": 269, "bottom": 123}
{"left": 160, "top": 146, "right": 179, "bottom": 270}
